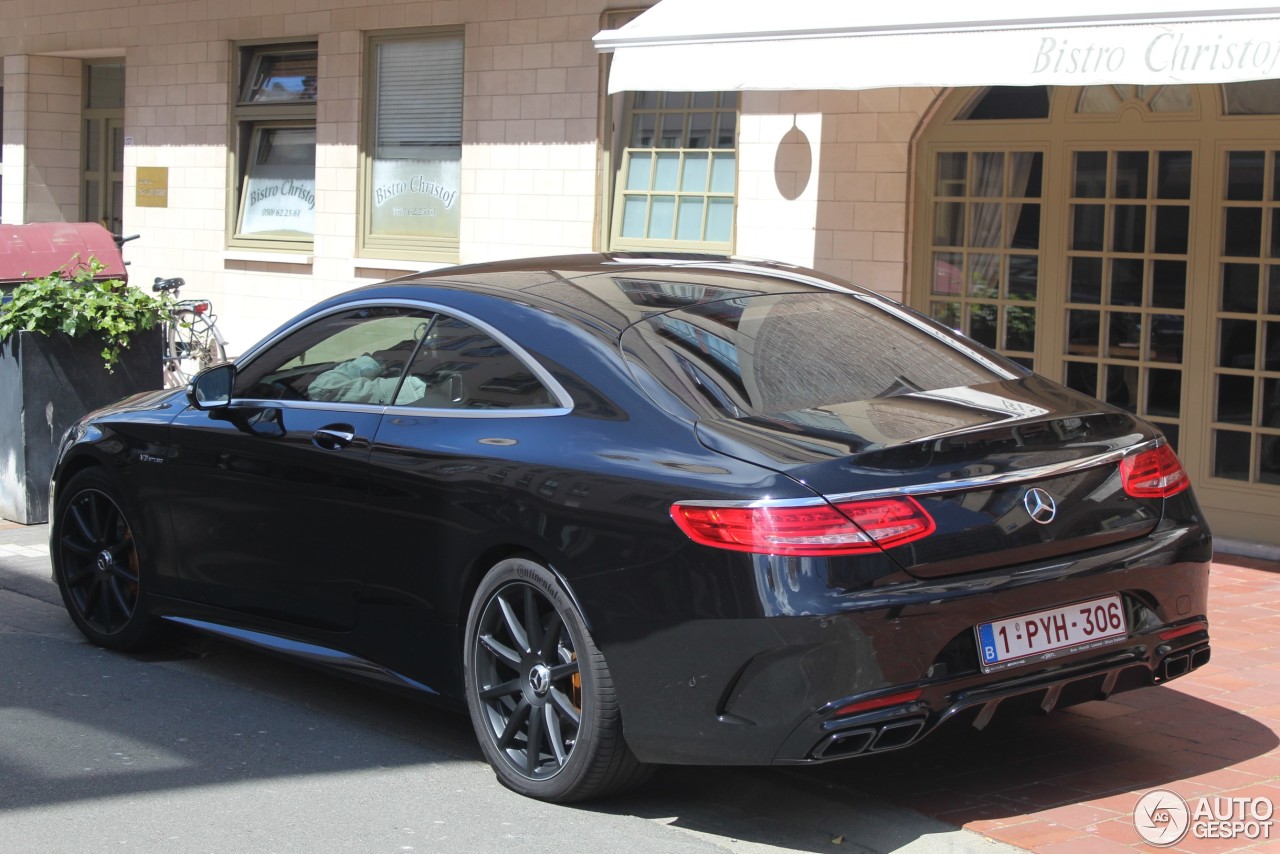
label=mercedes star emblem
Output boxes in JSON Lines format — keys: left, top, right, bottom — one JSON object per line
{"left": 1023, "top": 487, "right": 1057, "bottom": 525}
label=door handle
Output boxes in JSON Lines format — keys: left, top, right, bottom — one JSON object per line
{"left": 313, "top": 425, "right": 356, "bottom": 450}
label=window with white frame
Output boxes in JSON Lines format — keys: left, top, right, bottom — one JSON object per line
{"left": 232, "top": 44, "right": 317, "bottom": 248}
{"left": 611, "top": 91, "right": 739, "bottom": 252}
{"left": 362, "top": 30, "right": 463, "bottom": 260}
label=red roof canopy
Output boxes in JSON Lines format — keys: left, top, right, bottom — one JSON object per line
{"left": 0, "top": 223, "right": 127, "bottom": 284}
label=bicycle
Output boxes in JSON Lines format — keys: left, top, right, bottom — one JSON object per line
{"left": 152, "top": 276, "right": 228, "bottom": 388}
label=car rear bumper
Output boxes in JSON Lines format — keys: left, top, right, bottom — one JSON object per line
{"left": 591, "top": 520, "right": 1211, "bottom": 766}
{"left": 785, "top": 626, "right": 1210, "bottom": 764}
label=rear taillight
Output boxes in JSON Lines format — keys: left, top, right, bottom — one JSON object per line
{"left": 1120, "top": 443, "right": 1190, "bottom": 498}
{"left": 191, "top": 302, "right": 210, "bottom": 315}
{"left": 832, "top": 689, "right": 923, "bottom": 717}
{"left": 669, "top": 496, "right": 935, "bottom": 556}
{"left": 1159, "top": 622, "right": 1206, "bottom": 641}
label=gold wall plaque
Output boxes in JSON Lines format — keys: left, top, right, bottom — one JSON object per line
{"left": 136, "top": 167, "right": 169, "bottom": 208}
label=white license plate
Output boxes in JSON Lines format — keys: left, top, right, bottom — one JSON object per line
{"left": 976, "top": 595, "right": 1127, "bottom": 673}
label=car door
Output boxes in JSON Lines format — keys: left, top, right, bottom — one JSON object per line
{"left": 165, "top": 304, "right": 434, "bottom": 631}
{"left": 353, "top": 309, "right": 574, "bottom": 686}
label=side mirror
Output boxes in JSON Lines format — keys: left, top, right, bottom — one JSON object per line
{"left": 187, "top": 363, "right": 235, "bottom": 410}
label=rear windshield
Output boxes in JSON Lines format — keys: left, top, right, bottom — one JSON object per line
{"left": 622, "top": 292, "right": 1016, "bottom": 419}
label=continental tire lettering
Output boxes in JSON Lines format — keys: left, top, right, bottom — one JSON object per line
{"left": 514, "top": 564, "right": 561, "bottom": 602}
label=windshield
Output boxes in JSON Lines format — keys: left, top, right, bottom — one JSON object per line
{"left": 622, "top": 291, "right": 1019, "bottom": 420}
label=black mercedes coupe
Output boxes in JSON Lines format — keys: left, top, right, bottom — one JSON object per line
{"left": 49, "top": 255, "right": 1212, "bottom": 801}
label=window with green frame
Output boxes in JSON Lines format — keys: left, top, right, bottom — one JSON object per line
{"left": 612, "top": 91, "right": 739, "bottom": 251}
{"left": 232, "top": 43, "right": 317, "bottom": 249}
{"left": 361, "top": 30, "right": 463, "bottom": 260}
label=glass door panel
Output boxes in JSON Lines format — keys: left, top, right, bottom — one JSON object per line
{"left": 1212, "top": 151, "right": 1280, "bottom": 484}
{"left": 926, "top": 149, "right": 1044, "bottom": 369}
{"left": 1062, "top": 149, "right": 1192, "bottom": 450}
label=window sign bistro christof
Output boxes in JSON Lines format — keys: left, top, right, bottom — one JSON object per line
{"left": 240, "top": 166, "right": 316, "bottom": 236}
{"left": 368, "top": 152, "right": 461, "bottom": 239}
{"left": 238, "top": 127, "right": 316, "bottom": 238}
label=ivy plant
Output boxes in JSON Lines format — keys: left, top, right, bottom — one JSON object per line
{"left": 0, "top": 256, "right": 170, "bottom": 371}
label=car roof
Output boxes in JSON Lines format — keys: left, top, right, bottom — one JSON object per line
{"left": 369, "top": 253, "right": 872, "bottom": 334}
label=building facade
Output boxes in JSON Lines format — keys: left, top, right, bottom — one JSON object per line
{"left": 2, "top": 0, "right": 1278, "bottom": 548}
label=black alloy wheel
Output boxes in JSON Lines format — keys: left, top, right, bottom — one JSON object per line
{"left": 463, "top": 557, "right": 649, "bottom": 802}
{"left": 52, "top": 468, "right": 157, "bottom": 650}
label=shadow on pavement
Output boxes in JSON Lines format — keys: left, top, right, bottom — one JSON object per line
{"left": 0, "top": 629, "right": 481, "bottom": 813}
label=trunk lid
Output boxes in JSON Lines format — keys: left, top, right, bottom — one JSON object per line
{"left": 693, "top": 375, "right": 1163, "bottom": 578}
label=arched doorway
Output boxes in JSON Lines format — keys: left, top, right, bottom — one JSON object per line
{"left": 912, "top": 83, "right": 1280, "bottom": 546}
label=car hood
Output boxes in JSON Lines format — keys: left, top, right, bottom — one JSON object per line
{"left": 694, "top": 375, "right": 1164, "bottom": 578}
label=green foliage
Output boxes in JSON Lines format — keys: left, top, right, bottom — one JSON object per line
{"left": 0, "top": 256, "right": 171, "bottom": 370}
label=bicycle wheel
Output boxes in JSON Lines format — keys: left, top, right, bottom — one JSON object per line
{"left": 163, "top": 309, "right": 228, "bottom": 388}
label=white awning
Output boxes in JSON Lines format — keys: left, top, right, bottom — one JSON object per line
{"left": 594, "top": 0, "right": 1280, "bottom": 93}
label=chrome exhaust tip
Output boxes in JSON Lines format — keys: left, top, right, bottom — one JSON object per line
{"left": 1163, "top": 653, "right": 1191, "bottom": 679}
{"left": 813, "top": 728, "right": 876, "bottom": 760}
{"left": 812, "top": 717, "right": 927, "bottom": 760}
{"left": 870, "top": 718, "right": 926, "bottom": 751}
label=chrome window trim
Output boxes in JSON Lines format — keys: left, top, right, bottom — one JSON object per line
{"left": 674, "top": 438, "right": 1160, "bottom": 508}
{"left": 231, "top": 297, "right": 575, "bottom": 417}
{"left": 230, "top": 399, "right": 388, "bottom": 417}
{"left": 383, "top": 402, "right": 573, "bottom": 418}
{"left": 231, "top": 399, "right": 576, "bottom": 419}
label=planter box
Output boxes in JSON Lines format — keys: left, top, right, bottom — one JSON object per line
{"left": 0, "top": 328, "right": 162, "bottom": 524}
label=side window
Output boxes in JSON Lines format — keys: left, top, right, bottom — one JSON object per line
{"left": 236, "top": 307, "right": 433, "bottom": 404}
{"left": 232, "top": 43, "right": 317, "bottom": 249}
{"left": 394, "top": 315, "right": 555, "bottom": 410}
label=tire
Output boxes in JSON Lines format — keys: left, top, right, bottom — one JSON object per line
{"left": 163, "top": 308, "right": 227, "bottom": 389}
{"left": 463, "top": 557, "right": 650, "bottom": 802}
{"left": 51, "top": 468, "right": 159, "bottom": 650}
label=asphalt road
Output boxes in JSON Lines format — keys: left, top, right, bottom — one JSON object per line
{"left": 0, "top": 525, "right": 1021, "bottom": 854}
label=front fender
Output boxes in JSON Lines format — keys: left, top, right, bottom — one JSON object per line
{"left": 49, "top": 389, "right": 186, "bottom": 596}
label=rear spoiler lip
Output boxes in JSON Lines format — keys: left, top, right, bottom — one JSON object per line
{"left": 825, "top": 436, "right": 1162, "bottom": 504}
{"left": 675, "top": 436, "right": 1163, "bottom": 510}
